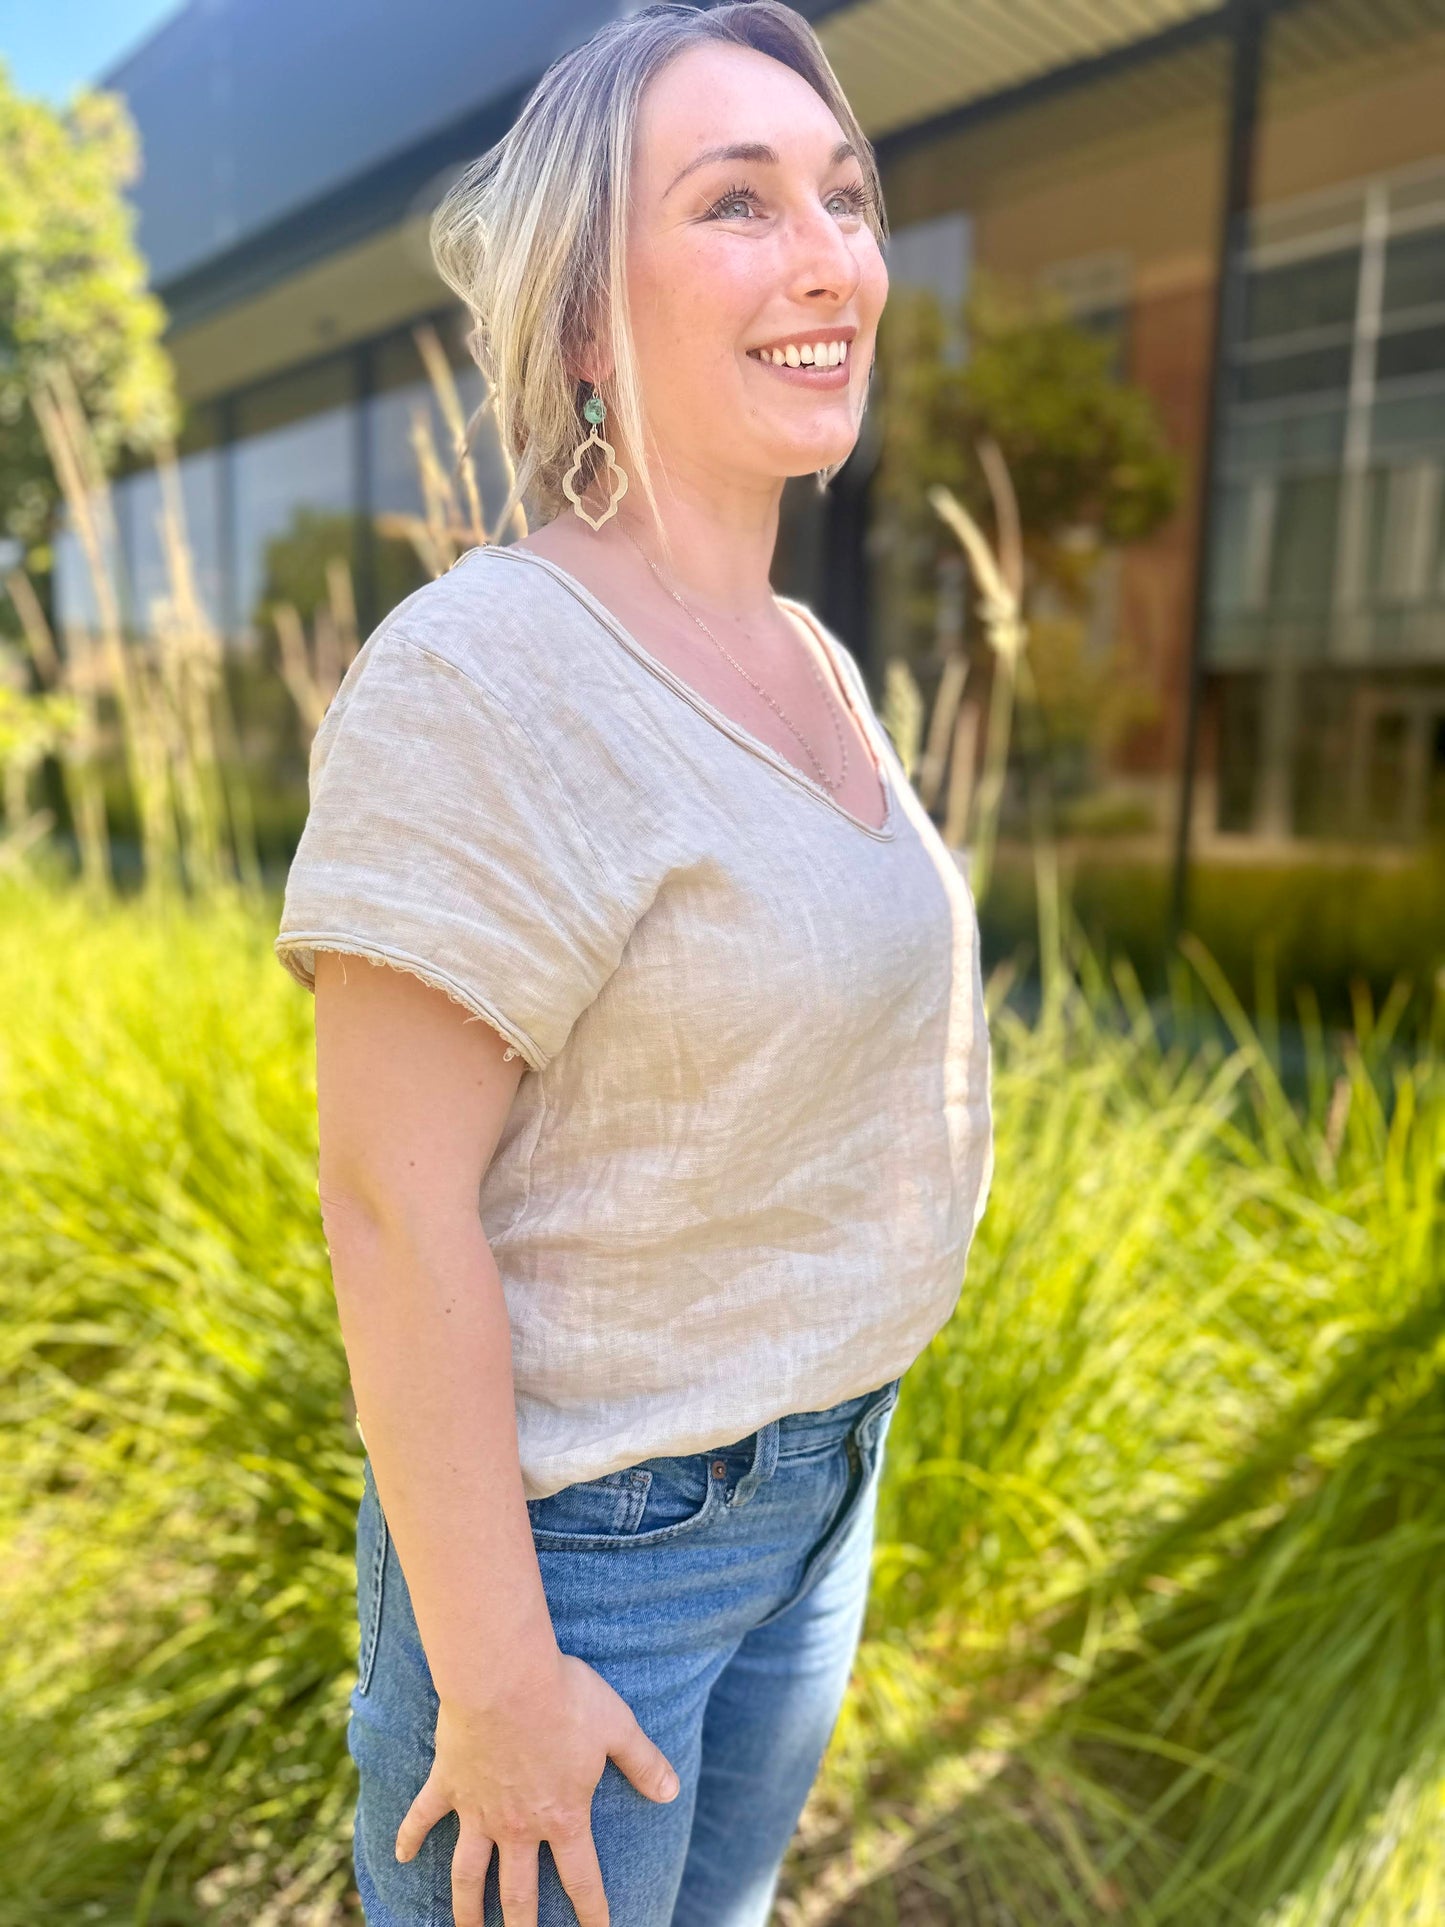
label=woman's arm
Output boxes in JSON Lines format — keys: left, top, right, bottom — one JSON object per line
{"left": 312, "top": 950, "right": 679, "bottom": 1927}
{"left": 313, "top": 946, "right": 550, "bottom": 1703}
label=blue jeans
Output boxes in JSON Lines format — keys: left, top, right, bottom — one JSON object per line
{"left": 349, "top": 1373, "right": 903, "bottom": 1925}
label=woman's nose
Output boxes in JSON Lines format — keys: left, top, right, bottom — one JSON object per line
{"left": 785, "top": 202, "right": 863, "bottom": 307}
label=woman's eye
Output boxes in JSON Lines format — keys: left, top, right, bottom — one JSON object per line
{"left": 718, "top": 197, "right": 755, "bottom": 219}
{"left": 706, "top": 185, "right": 762, "bottom": 220}
{"left": 827, "top": 185, "right": 870, "bottom": 220}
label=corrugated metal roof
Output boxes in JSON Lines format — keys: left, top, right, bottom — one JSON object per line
{"left": 817, "top": 0, "right": 1229, "bottom": 139}
{"left": 1263, "top": 0, "right": 1445, "bottom": 79}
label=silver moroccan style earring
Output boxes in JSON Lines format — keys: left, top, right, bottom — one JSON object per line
{"left": 563, "top": 387, "right": 629, "bottom": 530}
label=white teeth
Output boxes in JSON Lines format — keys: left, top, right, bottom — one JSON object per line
{"left": 751, "top": 339, "right": 851, "bottom": 366}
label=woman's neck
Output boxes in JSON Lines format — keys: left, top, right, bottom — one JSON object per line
{"left": 538, "top": 450, "right": 787, "bottom": 624}
{"left": 624, "top": 467, "right": 783, "bottom": 616}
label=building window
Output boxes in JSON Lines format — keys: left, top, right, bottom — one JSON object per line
{"left": 121, "top": 403, "right": 225, "bottom": 638}
{"left": 365, "top": 318, "right": 499, "bottom": 613}
{"left": 1036, "top": 249, "right": 1133, "bottom": 379}
{"left": 231, "top": 354, "right": 359, "bottom": 648}
{"left": 1209, "top": 158, "right": 1445, "bottom": 672}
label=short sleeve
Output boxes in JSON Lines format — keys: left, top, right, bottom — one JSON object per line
{"left": 274, "top": 628, "right": 635, "bottom": 1072}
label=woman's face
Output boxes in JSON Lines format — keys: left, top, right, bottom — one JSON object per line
{"left": 618, "top": 41, "right": 888, "bottom": 493}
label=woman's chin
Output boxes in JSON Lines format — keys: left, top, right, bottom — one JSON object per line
{"left": 784, "top": 441, "right": 858, "bottom": 479}
{"left": 758, "top": 424, "right": 861, "bottom": 481}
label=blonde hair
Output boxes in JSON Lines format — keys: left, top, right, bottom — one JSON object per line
{"left": 428, "top": 1, "right": 886, "bottom": 539}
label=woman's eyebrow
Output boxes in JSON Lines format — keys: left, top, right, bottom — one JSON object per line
{"left": 663, "top": 138, "right": 857, "bottom": 200}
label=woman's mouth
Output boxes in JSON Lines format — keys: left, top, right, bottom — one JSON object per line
{"left": 745, "top": 336, "right": 851, "bottom": 387}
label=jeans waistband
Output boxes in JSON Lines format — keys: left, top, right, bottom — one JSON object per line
{"left": 716, "top": 1374, "right": 901, "bottom": 1508}
{"left": 784, "top": 1373, "right": 901, "bottom": 1438}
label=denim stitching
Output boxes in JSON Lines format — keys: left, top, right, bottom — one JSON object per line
{"left": 358, "top": 1470, "right": 388, "bottom": 1697}
{"left": 748, "top": 1387, "right": 897, "bottom": 1630}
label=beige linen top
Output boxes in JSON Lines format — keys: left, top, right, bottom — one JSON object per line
{"left": 275, "top": 543, "right": 994, "bottom": 1500}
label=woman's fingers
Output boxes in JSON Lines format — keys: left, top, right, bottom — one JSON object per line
{"left": 495, "top": 1833, "right": 542, "bottom": 1927}
{"left": 394, "top": 1772, "right": 455, "bottom": 1863}
{"left": 450, "top": 1826, "right": 498, "bottom": 1927}
{"left": 547, "top": 1813, "right": 611, "bottom": 1927}
{"left": 607, "top": 1701, "right": 681, "bottom": 1805}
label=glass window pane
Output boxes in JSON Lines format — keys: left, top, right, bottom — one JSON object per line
{"left": 1237, "top": 343, "right": 1353, "bottom": 404}
{"left": 1364, "top": 460, "right": 1443, "bottom": 603}
{"left": 1270, "top": 472, "right": 1339, "bottom": 608}
{"left": 1224, "top": 402, "right": 1347, "bottom": 469}
{"left": 1215, "top": 675, "right": 1263, "bottom": 833}
{"left": 1375, "top": 322, "right": 1445, "bottom": 386}
{"left": 1243, "top": 248, "right": 1360, "bottom": 340}
{"left": 232, "top": 357, "right": 358, "bottom": 647}
{"left": 1382, "top": 223, "right": 1445, "bottom": 317}
{"left": 1210, "top": 478, "right": 1270, "bottom": 617}
{"left": 1372, "top": 387, "right": 1445, "bottom": 455}
{"left": 367, "top": 325, "right": 507, "bottom": 614}
{"left": 117, "top": 451, "right": 223, "bottom": 637}
{"left": 1427, "top": 714, "right": 1445, "bottom": 833}
{"left": 1366, "top": 710, "right": 1408, "bottom": 832}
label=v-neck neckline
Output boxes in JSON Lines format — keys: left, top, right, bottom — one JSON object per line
{"left": 468, "top": 543, "right": 899, "bottom": 843}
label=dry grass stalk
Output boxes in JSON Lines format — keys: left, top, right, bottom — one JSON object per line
{"left": 413, "top": 318, "right": 490, "bottom": 550}
{"left": 1, "top": 563, "right": 111, "bottom": 892}
{"left": 917, "top": 648, "right": 970, "bottom": 816}
{"left": 272, "top": 560, "right": 361, "bottom": 741}
{"left": 928, "top": 436, "right": 1031, "bottom": 902}
{"left": 13, "top": 308, "right": 529, "bottom": 892}
{"left": 150, "top": 436, "right": 261, "bottom": 893}
{"left": 21, "top": 357, "right": 248, "bottom": 898}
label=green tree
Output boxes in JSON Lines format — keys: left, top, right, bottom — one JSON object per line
{"left": 0, "top": 59, "right": 178, "bottom": 573}
{"left": 876, "top": 270, "right": 1182, "bottom": 647}
{"left": 874, "top": 271, "right": 1184, "bottom": 811}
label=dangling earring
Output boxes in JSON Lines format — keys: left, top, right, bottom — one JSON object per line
{"left": 563, "top": 387, "right": 629, "bottom": 530}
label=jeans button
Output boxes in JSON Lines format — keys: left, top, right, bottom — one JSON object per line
{"left": 711, "top": 1459, "right": 727, "bottom": 1478}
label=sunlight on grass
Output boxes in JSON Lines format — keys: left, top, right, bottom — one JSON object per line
{"left": 2, "top": 873, "right": 1441, "bottom": 1924}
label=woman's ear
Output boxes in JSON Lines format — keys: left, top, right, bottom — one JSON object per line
{"left": 571, "top": 322, "right": 615, "bottom": 390}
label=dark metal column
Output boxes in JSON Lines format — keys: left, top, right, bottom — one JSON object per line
{"left": 1167, "top": 0, "right": 1271, "bottom": 944}
{"left": 216, "top": 391, "right": 238, "bottom": 645}
{"left": 819, "top": 461, "right": 877, "bottom": 684}
{"left": 354, "top": 337, "right": 378, "bottom": 639}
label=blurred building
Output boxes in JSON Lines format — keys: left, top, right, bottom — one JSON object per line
{"left": 62, "top": 0, "right": 1445, "bottom": 858}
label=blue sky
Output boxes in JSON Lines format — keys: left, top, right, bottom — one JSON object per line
{"left": 0, "top": 0, "right": 186, "bottom": 105}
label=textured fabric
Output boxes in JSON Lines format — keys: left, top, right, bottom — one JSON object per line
{"left": 275, "top": 543, "right": 993, "bottom": 1499}
{"left": 349, "top": 1376, "right": 903, "bottom": 1926}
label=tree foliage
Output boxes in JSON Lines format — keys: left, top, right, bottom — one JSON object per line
{"left": 873, "top": 271, "right": 1186, "bottom": 793}
{"left": 0, "top": 59, "right": 178, "bottom": 568}
{"left": 875, "top": 270, "right": 1183, "bottom": 631}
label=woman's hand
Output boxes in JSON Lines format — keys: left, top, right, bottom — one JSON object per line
{"left": 396, "top": 1648, "right": 682, "bottom": 1927}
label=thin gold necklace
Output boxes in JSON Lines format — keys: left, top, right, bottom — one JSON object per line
{"left": 617, "top": 521, "right": 849, "bottom": 796}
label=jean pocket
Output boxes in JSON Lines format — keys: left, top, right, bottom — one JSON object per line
{"left": 527, "top": 1451, "right": 723, "bottom": 1550}
{"left": 855, "top": 1380, "right": 903, "bottom": 1476}
{"left": 356, "top": 1458, "right": 389, "bottom": 1697}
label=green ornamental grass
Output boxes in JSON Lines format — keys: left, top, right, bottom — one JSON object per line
{"left": 0, "top": 870, "right": 1441, "bottom": 1925}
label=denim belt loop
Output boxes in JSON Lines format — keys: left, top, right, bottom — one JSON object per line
{"left": 728, "top": 1418, "right": 780, "bottom": 1508}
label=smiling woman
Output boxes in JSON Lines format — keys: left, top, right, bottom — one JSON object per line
{"left": 429, "top": 8, "right": 887, "bottom": 543}
{"left": 274, "top": 7, "right": 992, "bottom": 1927}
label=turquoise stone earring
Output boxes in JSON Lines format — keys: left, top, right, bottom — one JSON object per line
{"left": 563, "top": 386, "right": 629, "bottom": 530}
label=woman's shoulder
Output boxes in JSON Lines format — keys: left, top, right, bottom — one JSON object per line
{"left": 321, "top": 543, "right": 643, "bottom": 790}
{"left": 371, "top": 543, "right": 596, "bottom": 706}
